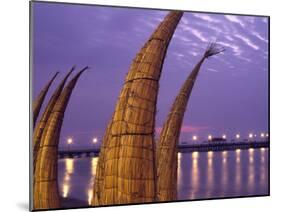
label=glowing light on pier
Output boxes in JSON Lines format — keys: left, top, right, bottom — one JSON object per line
{"left": 208, "top": 135, "right": 212, "bottom": 141}
{"left": 92, "top": 137, "right": 98, "bottom": 144}
{"left": 67, "top": 137, "right": 73, "bottom": 144}
{"left": 236, "top": 134, "right": 240, "bottom": 139}
{"left": 266, "top": 133, "right": 269, "bottom": 137}
{"left": 261, "top": 133, "right": 265, "bottom": 138}
{"left": 192, "top": 135, "right": 198, "bottom": 141}
{"left": 222, "top": 134, "right": 226, "bottom": 139}
{"left": 248, "top": 133, "right": 253, "bottom": 139}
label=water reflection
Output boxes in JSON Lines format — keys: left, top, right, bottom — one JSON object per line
{"left": 235, "top": 149, "right": 241, "bottom": 194}
{"left": 248, "top": 149, "right": 255, "bottom": 192}
{"left": 236, "top": 149, "right": 241, "bottom": 163}
{"left": 261, "top": 148, "right": 265, "bottom": 163}
{"left": 189, "top": 151, "right": 199, "bottom": 199}
{"left": 177, "top": 152, "right": 182, "bottom": 194}
{"left": 206, "top": 151, "right": 214, "bottom": 197}
{"left": 87, "top": 157, "right": 98, "bottom": 205}
{"left": 221, "top": 151, "right": 228, "bottom": 196}
{"left": 249, "top": 148, "right": 254, "bottom": 164}
{"left": 58, "top": 149, "right": 268, "bottom": 205}
{"left": 62, "top": 158, "right": 74, "bottom": 198}
{"left": 260, "top": 149, "right": 266, "bottom": 186}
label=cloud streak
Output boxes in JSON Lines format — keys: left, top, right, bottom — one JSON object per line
{"left": 155, "top": 125, "right": 209, "bottom": 134}
{"left": 224, "top": 15, "right": 246, "bottom": 28}
{"left": 234, "top": 34, "right": 259, "bottom": 50}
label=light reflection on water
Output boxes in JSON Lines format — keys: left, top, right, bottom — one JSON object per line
{"left": 206, "top": 151, "right": 214, "bottom": 198}
{"left": 61, "top": 158, "right": 74, "bottom": 198}
{"left": 58, "top": 148, "right": 269, "bottom": 205}
{"left": 87, "top": 157, "right": 98, "bottom": 204}
{"left": 189, "top": 151, "right": 199, "bottom": 199}
{"left": 235, "top": 149, "right": 241, "bottom": 194}
{"left": 221, "top": 151, "right": 228, "bottom": 197}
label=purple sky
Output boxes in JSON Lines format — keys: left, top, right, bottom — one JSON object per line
{"left": 32, "top": 2, "right": 269, "bottom": 148}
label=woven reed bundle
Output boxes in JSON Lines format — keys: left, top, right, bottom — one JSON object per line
{"left": 33, "top": 67, "right": 87, "bottom": 210}
{"left": 32, "top": 72, "right": 58, "bottom": 128}
{"left": 92, "top": 11, "right": 183, "bottom": 206}
{"left": 33, "top": 66, "right": 75, "bottom": 172}
{"left": 156, "top": 42, "right": 225, "bottom": 201}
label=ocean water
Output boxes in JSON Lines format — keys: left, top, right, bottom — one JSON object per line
{"left": 58, "top": 148, "right": 269, "bottom": 206}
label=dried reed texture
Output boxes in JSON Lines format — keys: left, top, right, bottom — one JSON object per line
{"left": 33, "top": 67, "right": 88, "bottom": 210}
{"left": 33, "top": 66, "right": 75, "bottom": 171}
{"left": 33, "top": 72, "right": 59, "bottom": 128}
{"left": 156, "top": 43, "right": 225, "bottom": 201}
{"left": 92, "top": 11, "right": 183, "bottom": 206}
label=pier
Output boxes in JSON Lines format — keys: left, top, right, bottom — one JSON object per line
{"left": 58, "top": 140, "right": 269, "bottom": 158}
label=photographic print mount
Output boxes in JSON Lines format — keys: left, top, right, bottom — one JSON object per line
{"left": 30, "top": 1, "right": 269, "bottom": 211}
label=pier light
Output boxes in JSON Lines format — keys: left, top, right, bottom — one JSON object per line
{"left": 208, "top": 135, "right": 212, "bottom": 141}
{"left": 67, "top": 138, "right": 73, "bottom": 145}
{"left": 266, "top": 133, "right": 269, "bottom": 137}
{"left": 92, "top": 137, "right": 98, "bottom": 144}
{"left": 236, "top": 134, "right": 240, "bottom": 139}
{"left": 67, "top": 138, "right": 73, "bottom": 151}
{"left": 261, "top": 133, "right": 265, "bottom": 138}
{"left": 192, "top": 135, "right": 198, "bottom": 141}
{"left": 222, "top": 134, "right": 226, "bottom": 139}
{"left": 248, "top": 133, "right": 253, "bottom": 139}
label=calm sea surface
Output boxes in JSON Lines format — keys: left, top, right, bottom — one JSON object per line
{"left": 58, "top": 148, "right": 269, "bottom": 206}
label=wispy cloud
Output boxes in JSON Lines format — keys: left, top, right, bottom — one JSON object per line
{"left": 224, "top": 15, "right": 246, "bottom": 28}
{"left": 193, "top": 13, "right": 221, "bottom": 23}
{"left": 206, "top": 24, "right": 223, "bottom": 34}
{"left": 225, "top": 35, "right": 234, "bottom": 41}
{"left": 238, "top": 56, "right": 252, "bottom": 63}
{"left": 207, "top": 68, "right": 219, "bottom": 73}
{"left": 190, "top": 51, "right": 199, "bottom": 57}
{"left": 244, "top": 16, "right": 255, "bottom": 24}
{"left": 234, "top": 34, "right": 259, "bottom": 50}
{"left": 155, "top": 125, "right": 209, "bottom": 134}
{"left": 181, "top": 125, "right": 209, "bottom": 133}
{"left": 173, "top": 34, "right": 191, "bottom": 43}
{"left": 216, "top": 41, "right": 242, "bottom": 56}
{"left": 180, "top": 25, "right": 208, "bottom": 42}
{"left": 252, "top": 31, "right": 268, "bottom": 43}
